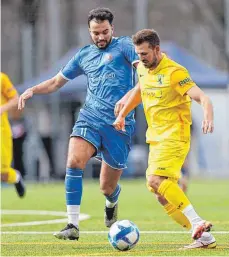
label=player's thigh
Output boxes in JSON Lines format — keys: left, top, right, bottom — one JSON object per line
{"left": 1, "top": 134, "right": 13, "bottom": 173}
{"left": 100, "top": 161, "right": 122, "bottom": 194}
{"left": 100, "top": 125, "right": 134, "bottom": 170}
{"left": 146, "top": 141, "right": 190, "bottom": 181}
{"left": 67, "top": 137, "right": 96, "bottom": 169}
{"left": 68, "top": 119, "right": 102, "bottom": 169}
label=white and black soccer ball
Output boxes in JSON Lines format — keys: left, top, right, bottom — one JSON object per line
{"left": 108, "top": 220, "right": 140, "bottom": 251}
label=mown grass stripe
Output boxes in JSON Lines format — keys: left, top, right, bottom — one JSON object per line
{"left": 1, "top": 231, "right": 229, "bottom": 234}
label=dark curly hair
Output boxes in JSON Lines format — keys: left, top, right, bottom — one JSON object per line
{"left": 88, "top": 7, "right": 114, "bottom": 27}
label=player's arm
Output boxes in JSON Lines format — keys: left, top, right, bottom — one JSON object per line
{"left": 186, "top": 86, "right": 214, "bottom": 134}
{"left": 18, "top": 50, "right": 84, "bottom": 110}
{"left": 18, "top": 73, "right": 67, "bottom": 110}
{"left": 114, "top": 61, "right": 139, "bottom": 117}
{"left": 31, "top": 73, "right": 67, "bottom": 94}
{"left": 1, "top": 74, "right": 19, "bottom": 115}
{"left": 114, "top": 81, "right": 140, "bottom": 117}
{"left": 171, "top": 68, "right": 214, "bottom": 134}
{"left": 113, "top": 83, "right": 141, "bottom": 131}
{"left": 0, "top": 94, "right": 19, "bottom": 115}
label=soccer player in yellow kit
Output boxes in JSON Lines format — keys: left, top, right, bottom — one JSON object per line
{"left": 113, "top": 29, "right": 215, "bottom": 249}
{"left": 1, "top": 72, "right": 25, "bottom": 197}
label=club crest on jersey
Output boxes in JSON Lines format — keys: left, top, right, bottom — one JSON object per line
{"left": 103, "top": 53, "right": 113, "bottom": 64}
{"left": 157, "top": 74, "right": 164, "bottom": 85}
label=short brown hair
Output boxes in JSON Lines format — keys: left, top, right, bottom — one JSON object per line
{"left": 132, "top": 29, "right": 160, "bottom": 48}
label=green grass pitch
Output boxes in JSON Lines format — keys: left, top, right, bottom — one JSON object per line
{"left": 1, "top": 179, "right": 229, "bottom": 256}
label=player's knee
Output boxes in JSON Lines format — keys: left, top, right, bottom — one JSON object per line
{"left": 146, "top": 181, "right": 156, "bottom": 194}
{"left": 147, "top": 175, "right": 166, "bottom": 193}
{"left": 67, "top": 155, "right": 86, "bottom": 170}
{"left": 155, "top": 194, "right": 168, "bottom": 205}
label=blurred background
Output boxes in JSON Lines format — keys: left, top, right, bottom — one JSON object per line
{"left": 2, "top": 0, "right": 229, "bottom": 181}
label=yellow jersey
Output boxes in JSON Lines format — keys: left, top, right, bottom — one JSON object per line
{"left": 137, "top": 53, "right": 195, "bottom": 143}
{"left": 1, "top": 72, "right": 17, "bottom": 136}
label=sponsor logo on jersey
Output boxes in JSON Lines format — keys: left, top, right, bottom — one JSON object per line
{"left": 179, "top": 77, "right": 192, "bottom": 86}
{"left": 142, "top": 88, "right": 162, "bottom": 98}
{"left": 89, "top": 72, "right": 116, "bottom": 83}
{"left": 158, "top": 167, "right": 166, "bottom": 170}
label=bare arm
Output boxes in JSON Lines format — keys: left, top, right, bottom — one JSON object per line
{"left": 113, "top": 83, "right": 142, "bottom": 131}
{"left": 186, "top": 85, "right": 214, "bottom": 134}
{"left": 0, "top": 94, "right": 19, "bottom": 115}
{"left": 31, "top": 73, "right": 67, "bottom": 94}
{"left": 18, "top": 73, "right": 67, "bottom": 110}
{"left": 119, "top": 83, "right": 142, "bottom": 117}
{"left": 114, "top": 84, "right": 139, "bottom": 117}
{"left": 114, "top": 61, "right": 139, "bottom": 117}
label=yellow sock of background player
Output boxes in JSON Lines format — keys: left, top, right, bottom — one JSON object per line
{"left": 1, "top": 167, "right": 25, "bottom": 197}
{"left": 3, "top": 168, "right": 19, "bottom": 184}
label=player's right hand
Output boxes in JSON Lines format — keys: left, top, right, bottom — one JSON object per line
{"left": 114, "top": 99, "right": 125, "bottom": 117}
{"left": 18, "top": 88, "right": 34, "bottom": 110}
{"left": 113, "top": 116, "right": 126, "bottom": 132}
{"left": 202, "top": 119, "right": 214, "bottom": 134}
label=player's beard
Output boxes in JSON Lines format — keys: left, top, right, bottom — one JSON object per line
{"left": 94, "top": 36, "right": 112, "bottom": 49}
{"left": 143, "top": 56, "right": 158, "bottom": 69}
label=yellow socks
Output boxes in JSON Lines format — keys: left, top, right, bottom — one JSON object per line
{"left": 164, "top": 202, "right": 191, "bottom": 230}
{"left": 158, "top": 179, "right": 190, "bottom": 212}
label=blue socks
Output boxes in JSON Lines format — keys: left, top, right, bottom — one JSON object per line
{"left": 106, "top": 184, "right": 121, "bottom": 206}
{"left": 65, "top": 168, "right": 83, "bottom": 205}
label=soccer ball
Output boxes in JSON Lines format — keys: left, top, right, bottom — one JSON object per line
{"left": 108, "top": 220, "right": 140, "bottom": 251}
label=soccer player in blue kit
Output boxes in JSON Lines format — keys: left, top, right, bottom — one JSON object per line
{"left": 18, "top": 7, "right": 139, "bottom": 240}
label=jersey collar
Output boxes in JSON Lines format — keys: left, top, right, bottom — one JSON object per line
{"left": 148, "top": 53, "right": 167, "bottom": 74}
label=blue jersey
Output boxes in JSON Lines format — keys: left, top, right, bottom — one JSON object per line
{"left": 60, "top": 36, "right": 139, "bottom": 126}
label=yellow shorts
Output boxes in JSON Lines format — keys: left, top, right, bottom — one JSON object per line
{"left": 1, "top": 133, "right": 13, "bottom": 173}
{"left": 146, "top": 140, "right": 190, "bottom": 180}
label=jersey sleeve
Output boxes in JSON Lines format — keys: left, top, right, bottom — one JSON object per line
{"left": 1, "top": 73, "right": 17, "bottom": 100}
{"left": 170, "top": 68, "right": 196, "bottom": 96}
{"left": 121, "top": 37, "right": 139, "bottom": 66}
{"left": 60, "top": 50, "right": 84, "bottom": 80}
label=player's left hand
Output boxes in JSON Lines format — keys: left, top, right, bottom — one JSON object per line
{"left": 114, "top": 99, "right": 125, "bottom": 117}
{"left": 202, "top": 119, "right": 214, "bottom": 134}
{"left": 113, "top": 116, "right": 126, "bottom": 132}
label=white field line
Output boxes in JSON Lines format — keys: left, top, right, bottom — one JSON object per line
{"left": 1, "top": 210, "right": 67, "bottom": 216}
{"left": 1, "top": 210, "right": 229, "bottom": 235}
{"left": 1, "top": 210, "right": 90, "bottom": 227}
{"left": 1, "top": 231, "right": 229, "bottom": 235}
{"left": 1, "top": 219, "right": 68, "bottom": 227}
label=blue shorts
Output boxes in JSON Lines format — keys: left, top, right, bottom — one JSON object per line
{"left": 70, "top": 118, "right": 135, "bottom": 169}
